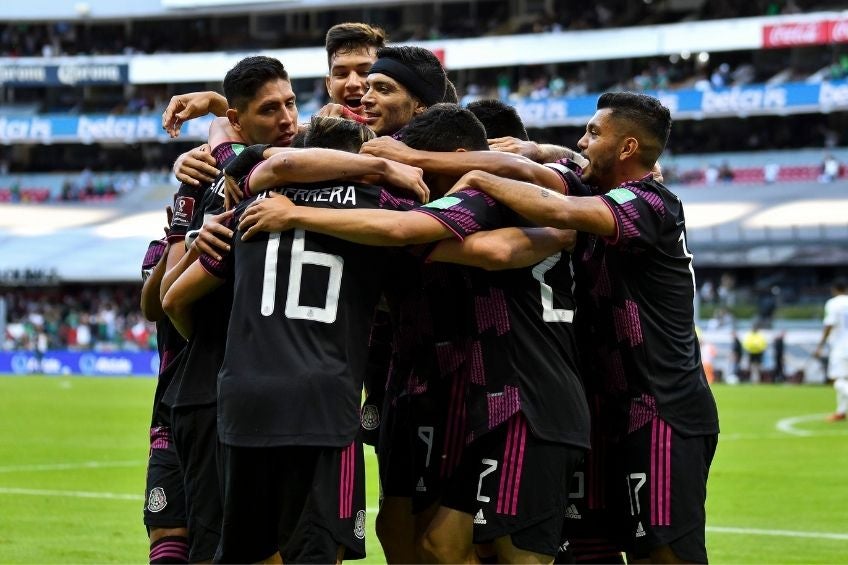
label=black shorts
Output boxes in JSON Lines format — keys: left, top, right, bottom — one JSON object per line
{"left": 377, "top": 395, "right": 414, "bottom": 499}
{"left": 143, "top": 426, "right": 187, "bottom": 530}
{"left": 557, "top": 454, "right": 626, "bottom": 563}
{"left": 442, "top": 412, "right": 584, "bottom": 557}
{"left": 613, "top": 418, "right": 717, "bottom": 564}
{"left": 558, "top": 399, "right": 626, "bottom": 563}
{"left": 172, "top": 404, "right": 222, "bottom": 562}
{"left": 216, "top": 440, "right": 366, "bottom": 564}
{"left": 410, "top": 376, "right": 466, "bottom": 513}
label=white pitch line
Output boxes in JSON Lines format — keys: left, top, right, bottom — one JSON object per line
{"left": 775, "top": 413, "right": 831, "bottom": 436}
{"left": 0, "top": 460, "right": 143, "bottom": 473}
{"left": 707, "top": 526, "right": 848, "bottom": 541}
{"left": 0, "top": 486, "right": 142, "bottom": 501}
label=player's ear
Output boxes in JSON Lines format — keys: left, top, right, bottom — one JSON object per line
{"left": 226, "top": 108, "right": 242, "bottom": 133}
{"left": 325, "top": 75, "right": 332, "bottom": 98}
{"left": 619, "top": 136, "right": 638, "bottom": 161}
{"left": 413, "top": 98, "right": 427, "bottom": 115}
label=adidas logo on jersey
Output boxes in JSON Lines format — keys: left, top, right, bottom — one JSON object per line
{"left": 416, "top": 477, "right": 427, "bottom": 492}
{"left": 565, "top": 504, "right": 582, "bottom": 520}
{"left": 635, "top": 521, "right": 646, "bottom": 538}
{"left": 474, "top": 509, "right": 487, "bottom": 525}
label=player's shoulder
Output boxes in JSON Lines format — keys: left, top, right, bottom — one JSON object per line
{"left": 211, "top": 141, "right": 248, "bottom": 166}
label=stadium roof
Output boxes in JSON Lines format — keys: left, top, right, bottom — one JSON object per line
{"left": 677, "top": 181, "right": 848, "bottom": 267}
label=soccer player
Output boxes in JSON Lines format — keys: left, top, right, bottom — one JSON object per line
{"left": 814, "top": 279, "right": 848, "bottom": 422}
{"left": 163, "top": 116, "right": 424, "bottom": 563}
{"left": 444, "top": 92, "right": 720, "bottom": 564}
{"left": 359, "top": 46, "right": 447, "bottom": 137}
{"left": 140, "top": 209, "right": 189, "bottom": 564}
{"left": 161, "top": 22, "right": 387, "bottom": 186}
{"left": 239, "top": 104, "right": 590, "bottom": 564}
{"left": 156, "top": 55, "right": 299, "bottom": 563}
{"left": 466, "top": 99, "right": 529, "bottom": 141}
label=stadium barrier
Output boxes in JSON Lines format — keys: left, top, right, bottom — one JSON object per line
{"left": 2, "top": 79, "right": 848, "bottom": 143}
{"left": 0, "top": 350, "right": 159, "bottom": 377}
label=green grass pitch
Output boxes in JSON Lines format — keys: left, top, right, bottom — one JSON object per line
{"left": 0, "top": 376, "right": 846, "bottom": 563}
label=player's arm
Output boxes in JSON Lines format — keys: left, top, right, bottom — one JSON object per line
{"left": 487, "top": 136, "right": 588, "bottom": 168}
{"left": 428, "top": 227, "right": 575, "bottom": 270}
{"left": 140, "top": 242, "right": 169, "bottom": 322}
{"left": 449, "top": 170, "right": 616, "bottom": 236}
{"left": 162, "top": 261, "right": 225, "bottom": 339}
{"left": 814, "top": 327, "right": 833, "bottom": 358}
{"left": 160, "top": 211, "right": 234, "bottom": 303}
{"left": 360, "top": 136, "right": 565, "bottom": 191}
{"left": 245, "top": 150, "right": 429, "bottom": 202}
{"left": 162, "top": 91, "right": 228, "bottom": 138}
{"left": 209, "top": 116, "right": 246, "bottom": 151}
{"left": 238, "top": 192, "right": 450, "bottom": 245}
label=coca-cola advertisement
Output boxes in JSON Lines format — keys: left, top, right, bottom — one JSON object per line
{"left": 762, "top": 21, "right": 828, "bottom": 48}
{"left": 829, "top": 18, "right": 848, "bottom": 44}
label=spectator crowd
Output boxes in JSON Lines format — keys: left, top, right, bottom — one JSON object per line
{"left": 1, "top": 286, "right": 156, "bottom": 352}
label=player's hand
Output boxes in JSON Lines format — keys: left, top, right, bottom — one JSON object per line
{"left": 162, "top": 91, "right": 224, "bottom": 138}
{"left": 238, "top": 192, "right": 296, "bottom": 241}
{"left": 316, "top": 103, "right": 369, "bottom": 124}
{"left": 360, "top": 136, "right": 417, "bottom": 163}
{"left": 174, "top": 143, "right": 219, "bottom": 186}
{"left": 446, "top": 170, "right": 488, "bottom": 196}
{"left": 488, "top": 137, "right": 541, "bottom": 160}
{"left": 191, "top": 210, "right": 234, "bottom": 261}
{"left": 382, "top": 160, "right": 429, "bottom": 203}
{"left": 223, "top": 174, "right": 242, "bottom": 211}
{"left": 164, "top": 205, "right": 173, "bottom": 238}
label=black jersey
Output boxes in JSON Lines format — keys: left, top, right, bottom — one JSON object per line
{"left": 380, "top": 251, "right": 475, "bottom": 401}
{"left": 141, "top": 239, "right": 186, "bottom": 427}
{"left": 414, "top": 190, "right": 590, "bottom": 448}
{"left": 566, "top": 171, "right": 719, "bottom": 438}
{"left": 203, "top": 182, "right": 416, "bottom": 448}
{"left": 161, "top": 142, "right": 242, "bottom": 410}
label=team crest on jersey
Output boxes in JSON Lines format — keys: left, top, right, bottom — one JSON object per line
{"left": 354, "top": 510, "right": 366, "bottom": 540}
{"left": 360, "top": 404, "right": 380, "bottom": 430}
{"left": 172, "top": 196, "right": 195, "bottom": 227}
{"left": 147, "top": 487, "right": 167, "bottom": 513}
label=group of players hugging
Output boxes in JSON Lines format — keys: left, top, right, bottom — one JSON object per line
{"left": 138, "top": 21, "right": 719, "bottom": 565}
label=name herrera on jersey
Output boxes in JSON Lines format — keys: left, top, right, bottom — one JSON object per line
{"left": 276, "top": 185, "right": 357, "bottom": 206}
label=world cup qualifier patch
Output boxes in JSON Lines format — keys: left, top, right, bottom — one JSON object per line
{"left": 360, "top": 404, "right": 380, "bottom": 430}
{"left": 172, "top": 196, "right": 195, "bottom": 228}
{"left": 147, "top": 487, "right": 167, "bottom": 513}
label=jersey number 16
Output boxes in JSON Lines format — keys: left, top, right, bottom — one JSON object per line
{"left": 260, "top": 229, "right": 344, "bottom": 323}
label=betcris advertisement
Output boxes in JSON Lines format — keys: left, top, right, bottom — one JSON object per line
{"left": 2, "top": 79, "right": 848, "bottom": 143}
{"left": 0, "top": 351, "right": 158, "bottom": 377}
{"left": 512, "top": 79, "right": 848, "bottom": 127}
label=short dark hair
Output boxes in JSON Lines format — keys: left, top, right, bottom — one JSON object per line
{"left": 223, "top": 56, "right": 288, "bottom": 112}
{"left": 374, "top": 46, "right": 447, "bottom": 107}
{"left": 466, "top": 99, "right": 528, "bottom": 141}
{"left": 303, "top": 115, "right": 375, "bottom": 153}
{"left": 833, "top": 278, "right": 848, "bottom": 293}
{"left": 325, "top": 22, "right": 386, "bottom": 64}
{"left": 597, "top": 92, "right": 671, "bottom": 167}
{"left": 442, "top": 79, "right": 458, "bottom": 103}
{"left": 402, "top": 103, "right": 488, "bottom": 152}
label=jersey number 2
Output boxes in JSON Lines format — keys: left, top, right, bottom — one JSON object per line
{"left": 260, "top": 229, "right": 344, "bottom": 323}
{"left": 532, "top": 252, "right": 574, "bottom": 323}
